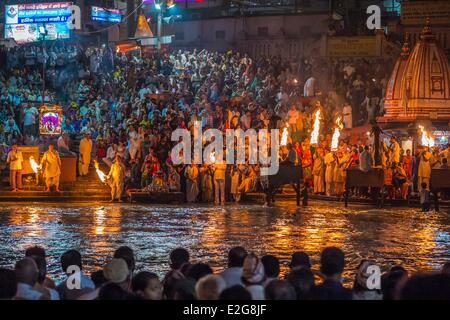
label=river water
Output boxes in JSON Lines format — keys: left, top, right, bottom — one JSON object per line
{"left": 0, "top": 201, "right": 449, "bottom": 285}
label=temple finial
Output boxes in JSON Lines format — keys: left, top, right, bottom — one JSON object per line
{"left": 422, "top": 17, "right": 432, "bottom": 36}
{"left": 401, "top": 33, "right": 410, "bottom": 59}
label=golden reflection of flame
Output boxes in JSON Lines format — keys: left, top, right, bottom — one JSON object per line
{"left": 378, "top": 216, "right": 437, "bottom": 272}
{"left": 9, "top": 207, "right": 47, "bottom": 238}
{"left": 94, "top": 207, "right": 106, "bottom": 235}
{"left": 90, "top": 206, "right": 121, "bottom": 237}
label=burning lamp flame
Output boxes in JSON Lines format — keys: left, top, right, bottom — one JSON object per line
{"left": 29, "top": 156, "right": 40, "bottom": 173}
{"left": 418, "top": 125, "right": 435, "bottom": 147}
{"left": 93, "top": 160, "right": 107, "bottom": 183}
{"left": 331, "top": 116, "right": 344, "bottom": 151}
{"left": 310, "top": 110, "right": 321, "bottom": 145}
{"left": 280, "top": 123, "right": 289, "bottom": 146}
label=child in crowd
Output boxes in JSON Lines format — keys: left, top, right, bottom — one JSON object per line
{"left": 419, "top": 182, "right": 431, "bottom": 212}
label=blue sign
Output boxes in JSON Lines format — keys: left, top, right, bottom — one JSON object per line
{"left": 91, "top": 6, "right": 122, "bottom": 23}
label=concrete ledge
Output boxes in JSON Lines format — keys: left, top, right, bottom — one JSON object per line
{"left": 127, "top": 191, "right": 184, "bottom": 203}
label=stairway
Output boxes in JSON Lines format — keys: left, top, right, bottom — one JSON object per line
{"left": 0, "top": 162, "right": 112, "bottom": 202}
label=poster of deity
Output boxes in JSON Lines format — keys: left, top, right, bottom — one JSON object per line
{"left": 39, "top": 104, "right": 62, "bottom": 135}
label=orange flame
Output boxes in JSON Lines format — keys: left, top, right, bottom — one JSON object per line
{"left": 93, "top": 160, "right": 107, "bottom": 183}
{"left": 310, "top": 110, "right": 321, "bottom": 145}
{"left": 331, "top": 116, "right": 344, "bottom": 151}
{"left": 418, "top": 125, "right": 435, "bottom": 147}
{"left": 29, "top": 156, "right": 40, "bottom": 173}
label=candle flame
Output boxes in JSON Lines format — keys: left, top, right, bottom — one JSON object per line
{"left": 280, "top": 123, "right": 289, "bottom": 146}
{"left": 29, "top": 156, "right": 40, "bottom": 173}
{"left": 331, "top": 116, "right": 344, "bottom": 151}
{"left": 418, "top": 125, "right": 435, "bottom": 147}
{"left": 93, "top": 160, "right": 107, "bottom": 183}
{"left": 310, "top": 109, "right": 321, "bottom": 145}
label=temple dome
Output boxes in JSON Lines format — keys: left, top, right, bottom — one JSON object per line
{"left": 382, "top": 21, "right": 450, "bottom": 122}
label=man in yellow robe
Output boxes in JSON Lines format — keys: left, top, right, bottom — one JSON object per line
{"left": 107, "top": 154, "right": 125, "bottom": 202}
{"left": 40, "top": 144, "right": 61, "bottom": 192}
{"left": 418, "top": 147, "right": 433, "bottom": 190}
{"left": 79, "top": 133, "right": 92, "bottom": 176}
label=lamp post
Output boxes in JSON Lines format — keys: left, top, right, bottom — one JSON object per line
{"left": 154, "top": 0, "right": 176, "bottom": 51}
{"left": 157, "top": 5, "right": 162, "bottom": 51}
{"left": 39, "top": 25, "right": 48, "bottom": 105}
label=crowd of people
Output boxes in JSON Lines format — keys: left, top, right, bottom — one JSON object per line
{"left": 1, "top": 244, "right": 450, "bottom": 300}
{"left": 0, "top": 43, "right": 449, "bottom": 203}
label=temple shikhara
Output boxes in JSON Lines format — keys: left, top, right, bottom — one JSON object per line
{"left": 381, "top": 20, "right": 450, "bottom": 128}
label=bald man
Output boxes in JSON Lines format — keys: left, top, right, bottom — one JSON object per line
{"left": 14, "top": 258, "right": 44, "bottom": 300}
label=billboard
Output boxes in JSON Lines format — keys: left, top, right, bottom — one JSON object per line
{"left": 401, "top": 1, "right": 450, "bottom": 25}
{"left": 91, "top": 6, "right": 122, "bottom": 23}
{"left": 4, "top": 2, "right": 72, "bottom": 44}
{"left": 326, "top": 36, "right": 380, "bottom": 57}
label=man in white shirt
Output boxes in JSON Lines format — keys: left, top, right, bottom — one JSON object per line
{"left": 6, "top": 144, "right": 23, "bottom": 191}
{"left": 219, "top": 247, "right": 247, "bottom": 288}
{"left": 56, "top": 249, "right": 96, "bottom": 300}
{"left": 103, "top": 143, "right": 118, "bottom": 167}
{"left": 14, "top": 258, "right": 43, "bottom": 300}
{"left": 128, "top": 127, "right": 143, "bottom": 161}
{"left": 303, "top": 76, "right": 317, "bottom": 97}
{"left": 4, "top": 117, "right": 20, "bottom": 135}
{"left": 57, "top": 132, "right": 75, "bottom": 155}
{"left": 359, "top": 146, "right": 373, "bottom": 172}
{"left": 342, "top": 102, "right": 352, "bottom": 129}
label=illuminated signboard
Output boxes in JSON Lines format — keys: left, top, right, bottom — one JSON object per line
{"left": 4, "top": 2, "right": 72, "bottom": 44}
{"left": 91, "top": 6, "right": 122, "bottom": 23}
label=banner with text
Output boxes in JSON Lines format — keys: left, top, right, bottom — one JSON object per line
{"left": 401, "top": 1, "right": 450, "bottom": 25}
{"left": 326, "top": 36, "right": 379, "bottom": 57}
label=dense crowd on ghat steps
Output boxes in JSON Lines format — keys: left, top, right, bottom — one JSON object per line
{"left": 1, "top": 245, "right": 450, "bottom": 300}
{"left": 0, "top": 44, "right": 449, "bottom": 203}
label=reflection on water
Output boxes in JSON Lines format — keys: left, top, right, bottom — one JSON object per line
{"left": 0, "top": 201, "right": 449, "bottom": 285}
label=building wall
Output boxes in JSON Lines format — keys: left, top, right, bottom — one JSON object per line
{"left": 163, "top": 13, "right": 329, "bottom": 58}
